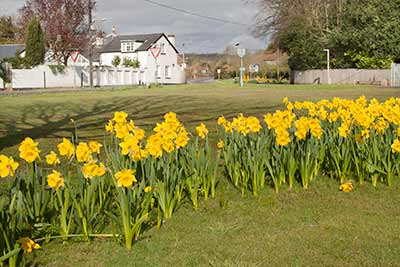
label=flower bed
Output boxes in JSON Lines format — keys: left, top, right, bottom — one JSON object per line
{"left": 1, "top": 96, "right": 400, "bottom": 265}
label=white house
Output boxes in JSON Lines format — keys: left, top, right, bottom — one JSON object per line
{"left": 2, "top": 31, "right": 186, "bottom": 87}
{"left": 96, "top": 32, "right": 185, "bottom": 84}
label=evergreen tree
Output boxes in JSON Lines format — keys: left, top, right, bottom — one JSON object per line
{"left": 25, "top": 18, "right": 45, "bottom": 67}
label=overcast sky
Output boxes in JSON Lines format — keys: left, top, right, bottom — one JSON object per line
{"left": 0, "top": 0, "right": 267, "bottom": 53}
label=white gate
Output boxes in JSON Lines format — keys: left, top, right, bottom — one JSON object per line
{"left": 391, "top": 63, "right": 400, "bottom": 87}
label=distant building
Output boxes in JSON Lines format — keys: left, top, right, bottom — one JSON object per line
{"left": 67, "top": 29, "right": 184, "bottom": 84}
{"left": 264, "top": 51, "right": 278, "bottom": 66}
{"left": 2, "top": 27, "right": 186, "bottom": 84}
{"left": 0, "top": 44, "right": 25, "bottom": 61}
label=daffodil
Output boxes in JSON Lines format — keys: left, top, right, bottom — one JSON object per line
{"left": 114, "top": 123, "right": 130, "bottom": 139}
{"left": 47, "top": 170, "right": 64, "bottom": 190}
{"left": 105, "top": 120, "right": 114, "bottom": 133}
{"left": 57, "top": 138, "right": 75, "bottom": 159}
{"left": 82, "top": 162, "right": 106, "bottom": 179}
{"left": 115, "top": 169, "right": 137, "bottom": 187}
{"left": 17, "top": 238, "right": 40, "bottom": 253}
{"left": 113, "top": 111, "right": 128, "bottom": 124}
{"left": 0, "top": 155, "right": 19, "bottom": 178}
{"left": 196, "top": 123, "right": 208, "bottom": 139}
{"left": 175, "top": 131, "right": 189, "bottom": 148}
{"left": 76, "top": 142, "right": 92, "bottom": 163}
{"left": 217, "top": 116, "right": 226, "bottom": 126}
{"left": 339, "top": 182, "right": 353, "bottom": 192}
{"left": 19, "top": 137, "right": 40, "bottom": 163}
{"left": 88, "top": 141, "right": 102, "bottom": 154}
{"left": 391, "top": 139, "right": 400, "bottom": 153}
{"left": 217, "top": 140, "right": 224, "bottom": 149}
{"left": 133, "top": 128, "right": 146, "bottom": 140}
{"left": 119, "top": 135, "right": 139, "bottom": 156}
{"left": 164, "top": 112, "right": 177, "bottom": 122}
{"left": 45, "top": 151, "right": 60, "bottom": 166}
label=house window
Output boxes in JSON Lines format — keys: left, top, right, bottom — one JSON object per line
{"left": 156, "top": 65, "right": 161, "bottom": 78}
{"left": 121, "top": 41, "right": 135, "bottom": 52}
{"left": 165, "top": 65, "right": 171, "bottom": 78}
{"left": 161, "top": 43, "right": 166, "bottom": 54}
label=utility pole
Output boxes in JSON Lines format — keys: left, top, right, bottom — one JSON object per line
{"left": 88, "top": 0, "right": 93, "bottom": 88}
{"left": 277, "top": 40, "right": 280, "bottom": 81}
{"left": 182, "top": 43, "right": 186, "bottom": 68}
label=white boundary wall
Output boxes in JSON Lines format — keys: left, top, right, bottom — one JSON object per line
{"left": 391, "top": 64, "right": 400, "bottom": 87}
{"left": 7, "top": 65, "right": 186, "bottom": 89}
{"left": 292, "top": 69, "right": 391, "bottom": 85}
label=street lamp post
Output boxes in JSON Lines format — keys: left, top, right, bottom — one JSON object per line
{"left": 182, "top": 43, "right": 186, "bottom": 68}
{"left": 323, "top": 49, "right": 331, "bottom": 85}
{"left": 237, "top": 46, "right": 246, "bottom": 87}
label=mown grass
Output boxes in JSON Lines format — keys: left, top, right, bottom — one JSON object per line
{"left": 1, "top": 82, "right": 399, "bottom": 154}
{"left": 30, "top": 178, "right": 400, "bottom": 267}
{"left": 2, "top": 82, "right": 400, "bottom": 266}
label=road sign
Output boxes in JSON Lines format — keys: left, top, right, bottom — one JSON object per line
{"left": 70, "top": 51, "right": 80, "bottom": 63}
{"left": 150, "top": 45, "right": 161, "bottom": 59}
{"left": 237, "top": 48, "right": 246, "bottom": 58}
{"left": 249, "top": 64, "right": 260, "bottom": 73}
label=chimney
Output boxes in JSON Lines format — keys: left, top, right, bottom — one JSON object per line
{"left": 111, "top": 25, "right": 117, "bottom": 36}
{"left": 96, "top": 36, "right": 104, "bottom": 47}
{"left": 167, "top": 33, "right": 176, "bottom": 47}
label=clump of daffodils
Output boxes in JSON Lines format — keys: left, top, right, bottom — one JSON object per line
{"left": 106, "top": 111, "right": 190, "bottom": 160}
{"left": 218, "top": 114, "right": 262, "bottom": 136}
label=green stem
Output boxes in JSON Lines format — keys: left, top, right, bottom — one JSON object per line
{"left": 0, "top": 248, "right": 21, "bottom": 263}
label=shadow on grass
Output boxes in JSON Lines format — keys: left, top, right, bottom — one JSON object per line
{"left": 0, "top": 91, "right": 282, "bottom": 151}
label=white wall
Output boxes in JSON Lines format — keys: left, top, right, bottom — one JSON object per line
{"left": 9, "top": 65, "right": 148, "bottom": 89}
{"left": 292, "top": 69, "right": 391, "bottom": 85}
{"left": 12, "top": 65, "right": 84, "bottom": 88}
{"left": 94, "top": 67, "right": 147, "bottom": 86}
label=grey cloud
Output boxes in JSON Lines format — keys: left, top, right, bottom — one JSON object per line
{"left": 1, "top": 0, "right": 267, "bottom": 53}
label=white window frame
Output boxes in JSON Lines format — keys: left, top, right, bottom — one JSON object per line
{"left": 121, "top": 41, "right": 135, "bottom": 52}
{"left": 165, "top": 65, "right": 171, "bottom": 79}
{"left": 156, "top": 65, "right": 161, "bottom": 78}
{"left": 161, "top": 43, "right": 166, "bottom": 54}
{"left": 121, "top": 42, "right": 127, "bottom": 52}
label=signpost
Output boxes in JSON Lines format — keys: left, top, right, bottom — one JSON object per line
{"left": 70, "top": 51, "right": 80, "bottom": 63}
{"left": 249, "top": 64, "right": 260, "bottom": 74}
{"left": 150, "top": 45, "right": 161, "bottom": 84}
{"left": 237, "top": 47, "right": 246, "bottom": 87}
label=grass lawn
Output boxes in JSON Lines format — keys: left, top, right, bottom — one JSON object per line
{"left": 2, "top": 82, "right": 400, "bottom": 266}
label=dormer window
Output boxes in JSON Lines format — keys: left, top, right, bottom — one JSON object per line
{"left": 121, "top": 41, "right": 136, "bottom": 52}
